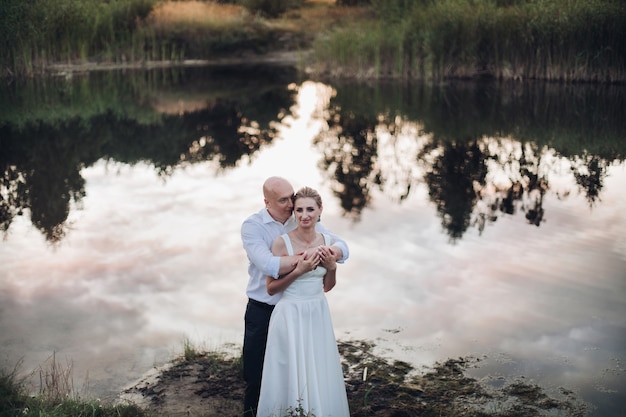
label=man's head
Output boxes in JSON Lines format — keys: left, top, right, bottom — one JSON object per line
{"left": 263, "top": 176, "right": 294, "bottom": 224}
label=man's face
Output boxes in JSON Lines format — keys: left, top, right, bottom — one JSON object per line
{"left": 265, "top": 182, "right": 294, "bottom": 223}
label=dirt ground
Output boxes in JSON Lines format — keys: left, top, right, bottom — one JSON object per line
{"left": 119, "top": 340, "right": 588, "bottom": 417}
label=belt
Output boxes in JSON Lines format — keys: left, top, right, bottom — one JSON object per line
{"left": 248, "top": 298, "right": 275, "bottom": 311}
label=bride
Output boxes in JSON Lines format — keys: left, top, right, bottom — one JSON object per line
{"left": 256, "top": 186, "right": 350, "bottom": 417}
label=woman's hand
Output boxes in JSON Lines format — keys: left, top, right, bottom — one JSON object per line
{"left": 299, "top": 246, "right": 336, "bottom": 272}
{"left": 317, "top": 246, "right": 337, "bottom": 271}
{"left": 296, "top": 250, "right": 321, "bottom": 273}
{"left": 267, "top": 250, "right": 322, "bottom": 295}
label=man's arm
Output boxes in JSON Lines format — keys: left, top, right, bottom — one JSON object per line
{"left": 265, "top": 255, "right": 319, "bottom": 295}
{"left": 266, "top": 252, "right": 320, "bottom": 296}
{"left": 241, "top": 219, "right": 300, "bottom": 278}
{"left": 315, "top": 223, "right": 349, "bottom": 263}
{"left": 241, "top": 220, "right": 281, "bottom": 278}
{"left": 320, "top": 247, "right": 337, "bottom": 292}
{"left": 266, "top": 236, "right": 319, "bottom": 295}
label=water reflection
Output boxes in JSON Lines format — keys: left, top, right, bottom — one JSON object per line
{"left": 0, "top": 65, "right": 298, "bottom": 242}
{"left": 315, "top": 80, "right": 624, "bottom": 241}
{"left": 1, "top": 67, "right": 625, "bottom": 416}
{"left": 2, "top": 73, "right": 624, "bottom": 243}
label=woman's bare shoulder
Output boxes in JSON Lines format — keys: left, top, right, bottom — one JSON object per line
{"left": 271, "top": 234, "right": 289, "bottom": 256}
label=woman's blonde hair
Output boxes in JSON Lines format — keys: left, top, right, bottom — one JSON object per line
{"left": 293, "top": 186, "right": 323, "bottom": 208}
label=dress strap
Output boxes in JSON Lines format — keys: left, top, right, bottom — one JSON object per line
{"left": 280, "top": 234, "right": 295, "bottom": 256}
{"left": 323, "top": 233, "right": 331, "bottom": 246}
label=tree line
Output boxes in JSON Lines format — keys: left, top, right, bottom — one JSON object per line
{"left": 1, "top": 0, "right": 624, "bottom": 82}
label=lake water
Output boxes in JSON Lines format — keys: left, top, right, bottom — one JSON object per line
{"left": 1, "top": 66, "right": 625, "bottom": 416}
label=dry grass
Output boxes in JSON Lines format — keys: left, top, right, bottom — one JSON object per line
{"left": 147, "top": 1, "right": 250, "bottom": 30}
{"left": 278, "top": 1, "right": 374, "bottom": 34}
{"left": 147, "top": 0, "right": 372, "bottom": 36}
{"left": 37, "top": 352, "right": 75, "bottom": 404}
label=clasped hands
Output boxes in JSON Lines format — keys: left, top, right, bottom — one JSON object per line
{"left": 294, "top": 246, "right": 337, "bottom": 273}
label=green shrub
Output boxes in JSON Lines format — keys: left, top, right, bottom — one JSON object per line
{"left": 371, "top": 0, "right": 432, "bottom": 22}
{"left": 0, "top": 365, "right": 27, "bottom": 415}
{"left": 240, "top": 0, "right": 305, "bottom": 18}
{"left": 336, "top": 0, "right": 372, "bottom": 6}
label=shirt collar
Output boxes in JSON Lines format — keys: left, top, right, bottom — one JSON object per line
{"left": 261, "top": 208, "right": 294, "bottom": 226}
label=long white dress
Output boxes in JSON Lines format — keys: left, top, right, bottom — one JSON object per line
{"left": 257, "top": 234, "right": 350, "bottom": 417}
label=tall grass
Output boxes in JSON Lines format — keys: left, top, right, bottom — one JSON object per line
{"left": 0, "top": 355, "right": 148, "bottom": 417}
{"left": 314, "top": 0, "right": 626, "bottom": 82}
{"left": 0, "top": 0, "right": 156, "bottom": 77}
{"left": 37, "top": 352, "right": 75, "bottom": 404}
{"left": 2, "top": 0, "right": 624, "bottom": 81}
{"left": 0, "top": 0, "right": 266, "bottom": 77}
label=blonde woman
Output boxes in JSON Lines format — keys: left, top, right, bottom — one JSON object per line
{"left": 257, "top": 186, "right": 350, "bottom": 417}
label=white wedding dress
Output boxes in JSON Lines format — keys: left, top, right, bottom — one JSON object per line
{"left": 256, "top": 234, "right": 350, "bottom": 417}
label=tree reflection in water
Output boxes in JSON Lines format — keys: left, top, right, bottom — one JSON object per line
{"left": 423, "top": 140, "right": 488, "bottom": 241}
{"left": 311, "top": 80, "right": 624, "bottom": 241}
{"left": 571, "top": 154, "right": 608, "bottom": 207}
{"left": 1, "top": 70, "right": 624, "bottom": 243}
{"left": 313, "top": 110, "right": 382, "bottom": 220}
{"left": 0, "top": 66, "right": 297, "bottom": 242}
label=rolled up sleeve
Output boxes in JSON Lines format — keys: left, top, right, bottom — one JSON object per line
{"left": 316, "top": 223, "right": 349, "bottom": 263}
{"left": 241, "top": 220, "right": 281, "bottom": 278}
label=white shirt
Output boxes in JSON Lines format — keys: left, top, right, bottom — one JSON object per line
{"left": 241, "top": 208, "right": 349, "bottom": 305}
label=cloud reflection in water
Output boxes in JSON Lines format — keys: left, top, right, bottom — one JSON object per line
{"left": 0, "top": 82, "right": 624, "bottom": 416}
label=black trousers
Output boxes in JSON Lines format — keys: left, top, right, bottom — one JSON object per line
{"left": 243, "top": 298, "right": 274, "bottom": 417}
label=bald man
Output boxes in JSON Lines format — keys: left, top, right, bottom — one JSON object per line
{"left": 240, "top": 177, "right": 349, "bottom": 417}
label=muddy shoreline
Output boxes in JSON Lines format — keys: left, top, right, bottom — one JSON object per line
{"left": 119, "top": 340, "right": 589, "bottom": 417}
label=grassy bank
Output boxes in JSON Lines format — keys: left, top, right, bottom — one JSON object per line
{"left": 0, "top": 0, "right": 290, "bottom": 77}
{"left": 1, "top": 340, "right": 588, "bottom": 417}
{"left": 1, "top": 0, "right": 624, "bottom": 81}
{"left": 0, "top": 357, "right": 148, "bottom": 417}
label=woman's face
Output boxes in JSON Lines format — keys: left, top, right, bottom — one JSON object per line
{"left": 294, "top": 197, "right": 321, "bottom": 227}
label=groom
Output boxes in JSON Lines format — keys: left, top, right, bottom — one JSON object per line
{"left": 240, "top": 176, "right": 349, "bottom": 417}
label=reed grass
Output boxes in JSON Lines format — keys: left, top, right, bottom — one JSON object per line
{"left": 0, "top": 0, "right": 268, "bottom": 77}
{"left": 314, "top": 0, "right": 626, "bottom": 82}
{"left": 1, "top": 0, "right": 623, "bottom": 81}
{"left": 0, "top": 0, "right": 156, "bottom": 76}
{"left": 37, "top": 352, "right": 75, "bottom": 404}
{"left": 182, "top": 336, "right": 203, "bottom": 361}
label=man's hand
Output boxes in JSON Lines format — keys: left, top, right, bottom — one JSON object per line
{"left": 301, "top": 246, "right": 336, "bottom": 271}
{"left": 295, "top": 250, "right": 321, "bottom": 274}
